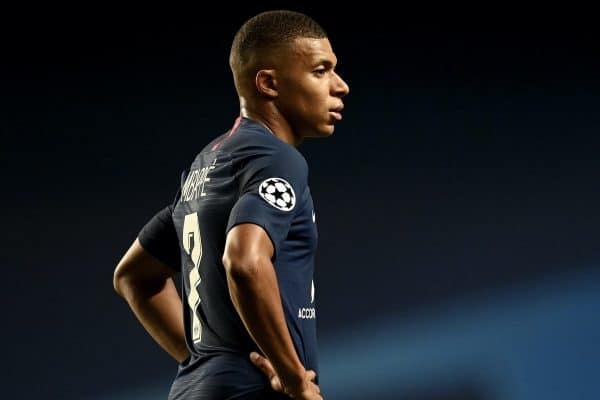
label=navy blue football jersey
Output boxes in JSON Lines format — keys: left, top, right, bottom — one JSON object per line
{"left": 138, "top": 117, "right": 319, "bottom": 399}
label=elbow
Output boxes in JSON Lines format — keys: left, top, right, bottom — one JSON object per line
{"left": 113, "top": 239, "right": 172, "bottom": 299}
{"left": 113, "top": 259, "right": 139, "bottom": 299}
{"left": 113, "top": 266, "right": 167, "bottom": 301}
{"left": 113, "top": 266, "right": 149, "bottom": 301}
{"left": 113, "top": 264, "right": 128, "bottom": 297}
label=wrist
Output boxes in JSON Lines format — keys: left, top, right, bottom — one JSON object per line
{"left": 280, "top": 366, "right": 308, "bottom": 395}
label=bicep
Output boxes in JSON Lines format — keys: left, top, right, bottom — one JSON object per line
{"left": 223, "top": 223, "right": 275, "bottom": 272}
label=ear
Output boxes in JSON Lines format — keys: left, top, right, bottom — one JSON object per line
{"left": 255, "top": 69, "right": 278, "bottom": 98}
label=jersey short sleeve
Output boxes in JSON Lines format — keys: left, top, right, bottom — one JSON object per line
{"left": 226, "top": 146, "right": 307, "bottom": 259}
{"left": 138, "top": 204, "right": 181, "bottom": 271}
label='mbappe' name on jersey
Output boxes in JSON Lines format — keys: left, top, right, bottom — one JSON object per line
{"left": 180, "top": 160, "right": 216, "bottom": 202}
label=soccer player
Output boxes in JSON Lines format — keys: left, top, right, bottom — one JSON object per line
{"left": 113, "top": 10, "right": 349, "bottom": 400}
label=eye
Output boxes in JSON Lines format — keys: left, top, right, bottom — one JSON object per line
{"left": 313, "top": 68, "right": 327, "bottom": 77}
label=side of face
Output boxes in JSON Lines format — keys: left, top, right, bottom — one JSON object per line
{"left": 272, "top": 37, "right": 350, "bottom": 139}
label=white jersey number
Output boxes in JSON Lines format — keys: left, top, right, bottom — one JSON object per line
{"left": 182, "top": 212, "right": 202, "bottom": 343}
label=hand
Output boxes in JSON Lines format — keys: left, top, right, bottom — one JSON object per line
{"left": 250, "top": 352, "right": 323, "bottom": 399}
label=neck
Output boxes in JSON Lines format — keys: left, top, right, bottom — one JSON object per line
{"left": 239, "top": 97, "right": 302, "bottom": 147}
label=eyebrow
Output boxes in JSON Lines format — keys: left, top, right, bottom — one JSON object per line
{"left": 313, "top": 58, "right": 335, "bottom": 69}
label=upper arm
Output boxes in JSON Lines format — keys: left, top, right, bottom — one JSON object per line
{"left": 114, "top": 205, "right": 180, "bottom": 292}
{"left": 137, "top": 205, "right": 181, "bottom": 271}
{"left": 226, "top": 146, "right": 307, "bottom": 259}
{"left": 222, "top": 223, "right": 274, "bottom": 276}
{"left": 114, "top": 239, "right": 177, "bottom": 293}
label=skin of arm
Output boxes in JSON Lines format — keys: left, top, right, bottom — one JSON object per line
{"left": 113, "top": 239, "right": 190, "bottom": 363}
{"left": 222, "top": 223, "right": 311, "bottom": 395}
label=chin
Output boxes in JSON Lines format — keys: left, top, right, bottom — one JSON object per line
{"left": 302, "top": 125, "right": 334, "bottom": 139}
{"left": 318, "top": 123, "right": 336, "bottom": 137}
{"left": 311, "top": 130, "right": 334, "bottom": 139}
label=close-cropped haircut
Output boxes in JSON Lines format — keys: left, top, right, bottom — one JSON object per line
{"left": 229, "top": 10, "right": 327, "bottom": 79}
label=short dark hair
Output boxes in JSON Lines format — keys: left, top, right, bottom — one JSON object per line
{"left": 229, "top": 10, "right": 327, "bottom": 75}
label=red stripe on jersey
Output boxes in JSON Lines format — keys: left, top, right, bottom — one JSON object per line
{"left": 211, "top": 116, "right": 242, "bottom": 151}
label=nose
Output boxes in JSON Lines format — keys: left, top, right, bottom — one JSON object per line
{"left": 332, "top": 71, "right": 350, "bottom": 97}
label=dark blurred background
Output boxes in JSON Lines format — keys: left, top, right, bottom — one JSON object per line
{"left": 3, "top": 4, "right": 599, "bottom": 399}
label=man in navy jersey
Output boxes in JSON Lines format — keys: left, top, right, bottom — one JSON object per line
{"left": 113, "top": 10, "right": 349, "bottom": 400}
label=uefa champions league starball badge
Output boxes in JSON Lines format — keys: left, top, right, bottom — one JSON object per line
{"left": 259, "top": 177, "right": 296, "bottom": 211}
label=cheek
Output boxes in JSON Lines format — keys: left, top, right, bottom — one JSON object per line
{"left": 299, "top": 84, "right": 327, "bottom": 111}
{"left": 288, "top": 86, "right": 317, "bottom": 114}
{"left": 279, "top": 77, "right": 326, "bottom": 118}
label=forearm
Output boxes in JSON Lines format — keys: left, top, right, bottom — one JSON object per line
{"left": 119, "top": 277, "right": 190, "bottom": 363}
{"left": 227, "top": 260, "right": 305, "bottom": 387}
